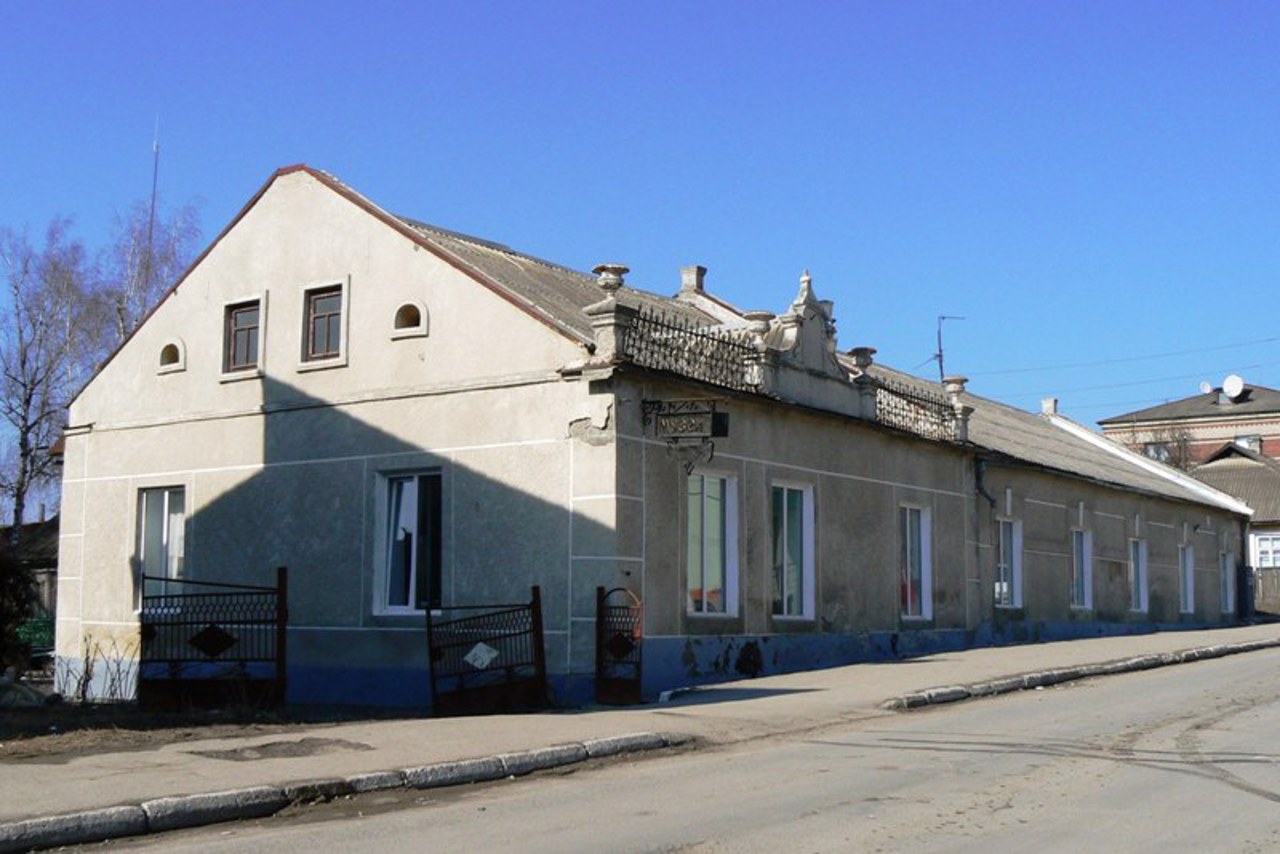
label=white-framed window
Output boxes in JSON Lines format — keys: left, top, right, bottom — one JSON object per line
{"left": 900, "top": 505, "right": 933, "bottom": 619}
{"left": 1219, "top": 551, "right": 1236, "bottom": 614}
{"left": 1128, "top": 538, "right": 1149, "bottom": 613}
{"left": 995, "top": 518, "right": 1022, "bottom": 608}
{"left": 299, "top": 281, "right": 349, "bottom": 369}
{"left": 1179, "top": 544, "right": 1195, "bottom": 614}
{"left": 1256, "top": 534, "right": 1280, "bottom": 568}
{"left": 1070, "top": 529, "right": 1093, "bottom": 609}
{"left": 686, "top": 471, "right": 739, "bottom": 616}
{"left": 771, "top": 482, "right": 814, "bottom": 618}
{"left": 1144, "top": 442, "right": 1170, "bottom": 463}
{"left": 377, "top": 471, "right": 442, "bottom": 613}
{"left": 137, "top": 486, "right": 185, "bottom": 600}
{"left": 222, "top": 297, "right": 263, "bottom": 376}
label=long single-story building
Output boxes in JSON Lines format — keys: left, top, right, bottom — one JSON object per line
{"left": 55, "top": 166, "right": 1252, "bottom": 707}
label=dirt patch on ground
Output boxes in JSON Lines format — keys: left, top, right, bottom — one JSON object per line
{"left": 189, "top": 736, "right": 375, "bottom": 761}
{"left": 0, "top": 704, "right": 415, "bottom": 763}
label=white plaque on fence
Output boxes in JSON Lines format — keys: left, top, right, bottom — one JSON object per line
{"left": 463, "top": 642, "right": 500, "bottom": 670}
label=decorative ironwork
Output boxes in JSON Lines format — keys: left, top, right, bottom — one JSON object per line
{"left": 426, "top": 586, "right": 547, "bottom": 716}
{"left": 188, "top": 623, "right": 239, "bottom": 658}
{"left": 621, "top": 305, "right": 760, "bottom": 393}
{"left": 872, "top": 375, "right": 958, "bottom": 442}
{"left": 138, "top": 566, "right": 288, "bottom": 709}
{"left": 595, "top": 587, "right": 642, "bottom": 705}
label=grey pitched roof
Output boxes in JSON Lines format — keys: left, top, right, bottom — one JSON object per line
{"left": 391, "top": 216, "right": 721, "bottom": 344}
{"left": 303, "top": 164, "right": 722, "bottom": 345}
{"left": 1098, "top": 384, "right": 1280, "bottom": 425}
{"left": 865, "top": 365, "right": 1246, "bottom": 512}
{"left": 1191, "top": 445, "right": 1280, "bottom": 523}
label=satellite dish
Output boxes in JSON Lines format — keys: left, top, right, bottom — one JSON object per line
{"left": 1223, "top": 374, "right": 1245, "bottom": 399}
{"left": 1199, "top": 381, "right": 1212, "bottom": 394}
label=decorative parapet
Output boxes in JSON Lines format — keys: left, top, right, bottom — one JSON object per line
{"left": 580, "top": 266, "right": 968, "bottom": 444}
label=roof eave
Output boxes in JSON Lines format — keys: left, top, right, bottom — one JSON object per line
{"left": 1046, "top": 413, "right": 1254, "bottom": 517}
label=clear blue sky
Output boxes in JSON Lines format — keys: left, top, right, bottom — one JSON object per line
{"left": 3, "top": 1, "right": 1278, "bottom": 423}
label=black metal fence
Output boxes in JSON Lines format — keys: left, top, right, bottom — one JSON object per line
{"left": 621, "top": 305, "right": 760, "bottom": 393}
{"left": 426, "top": 585, "right": 547, "bottom": 716}
{"left": 873, "top": 375, "right": 958, "bottom": 442}
{"left": 138, "top": 566, "right": 288, "bottom": 709}
{"left": 595, "top": 587, "right": 642, "bottom": 705}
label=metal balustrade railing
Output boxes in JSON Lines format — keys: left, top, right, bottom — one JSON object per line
{"left": 873, "top": 375, "right": 959, "bottom": 443}
{"left": 620, "top": 306, "right": 761, "bottom": 393}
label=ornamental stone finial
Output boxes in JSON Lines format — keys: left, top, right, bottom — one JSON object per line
{"left": 849, "top": 346, "right": 877, "bottom": 372}
{"left": 793, "top": 269, "right": 815, "bottom": 308}
{"left": 592, "top": 263, "right": 629, "bottom": 293}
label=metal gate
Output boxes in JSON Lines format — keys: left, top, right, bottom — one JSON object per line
{"left": 426, "top": 585, "right": 548, "bottom": 716}
{"left": 595, "top": 586, "right": 643, "bottom": 705}
{"left": 138, "top": 567, "right": 288, "bottom": 709}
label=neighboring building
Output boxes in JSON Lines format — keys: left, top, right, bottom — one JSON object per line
{"left": 1100, "top": 380, "right": 1280, "bottom": 609}
{"left": 3, "top": 516, "right": 60, "bottom": 658}
{"left": 2, "top": 516, "right": 60, "bottom": 619}
{"left": 55, "top": 166, "right": 1252, "bottom": 707}
{"left": 1098, "top": 379, "right": 1280, "bottom": 467}
{"left": 1188, "top": 444, "right": 1280, "bottom": 613}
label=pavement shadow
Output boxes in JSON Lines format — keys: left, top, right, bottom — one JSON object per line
{"left": 657, "top": 686, "right": 822, "bottom": 707}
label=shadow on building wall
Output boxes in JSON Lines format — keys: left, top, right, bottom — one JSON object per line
{"left": 158, "top": 375, "right": 622, "bottom": 708}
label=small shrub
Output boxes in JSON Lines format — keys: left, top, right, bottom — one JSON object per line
{"left": 0, "top": 549, "right": 35, "bottom": 669}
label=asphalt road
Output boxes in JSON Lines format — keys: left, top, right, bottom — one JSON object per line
{"left": 108, "top": 648, "right": 1280, "bottom": 853}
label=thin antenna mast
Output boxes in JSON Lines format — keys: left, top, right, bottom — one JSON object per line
{"left": 132, "top": 115, "right": 160, "bottom": 340}
{"left": 144, "top": 116, "right": 160, "bottom": 300}
{"left": 935, "top": 315, "right": 965, "bottom": 382}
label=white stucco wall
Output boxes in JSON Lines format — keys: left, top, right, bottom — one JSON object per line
{"left": 56, "top": 169, "right": 620, "bottom": 702}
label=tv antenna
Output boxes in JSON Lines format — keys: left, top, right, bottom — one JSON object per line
{"left": 144, "top": 116, "right": 161, "bottom": 299}
{"left": 935, "top": 315, "right": 965, "bottom": 382}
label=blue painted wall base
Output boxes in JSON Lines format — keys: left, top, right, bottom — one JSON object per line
{"left": 266, "top": 617, "right": 1228, "bottom": 710}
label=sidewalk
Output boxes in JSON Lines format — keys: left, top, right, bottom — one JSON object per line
{"left": 4, "top": 623, "right": 1280, "bottom": 851}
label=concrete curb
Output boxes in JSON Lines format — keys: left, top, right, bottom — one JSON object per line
{"left": 0, "top": 731, "right": 684, "bottom": 853}
{"left": 879, "top": 638, "right": 1280, "bottom": 711}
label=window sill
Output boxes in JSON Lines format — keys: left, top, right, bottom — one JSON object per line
{"left": 771, "top": 614, "right": 815, "bottom": 623}
{"left": 297, "top": 355, "right": 348, "bottom": 373}
{"left": 686, "top": 610, "right": 739, "bottom": 620}
{"left": 220, "top": 368, "right": 263, "bottom": 384}
{"left": 994, "top": 603, "right": 1023, "bottom": 611}
{"left": 391, "top": 327, "right": 428, "bottom": 340}
{"left": 900, "top": 614, "right": 933, "bottom": 622}
{"left": 157, "top": 364, "right": 185, "bottom": 376}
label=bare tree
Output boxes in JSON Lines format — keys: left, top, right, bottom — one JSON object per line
{"left": 100, "top": 198, "right": 201, "bottom": 343}
{"left": 0, "top": 220, "right": 97, "bottom": 536}
{"left": 1141, "top": 425, "right": 1196, "bottom": 471}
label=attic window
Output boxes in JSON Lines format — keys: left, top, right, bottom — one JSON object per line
{"left": 392, "top": 301, "right": 429, "bottom": 339}
{"left": 157, "top": 339, "right": 186, "bottom": 374}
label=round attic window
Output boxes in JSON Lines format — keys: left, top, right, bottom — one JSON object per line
{"left": 157, "top": 339, "right": 186, "bottom": 373}
{"left": 394, "top": 303, "right": 421, "bottom": 330}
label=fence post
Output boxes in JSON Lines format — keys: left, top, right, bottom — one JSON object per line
{"left": 275, "top": 566, "right": 289, "bottom": 705}
{"left": 530, "top": 585, "right": 548, "bottom": 705}
{"left": 594, "top": 586, "right": 605, "bottom": 698}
